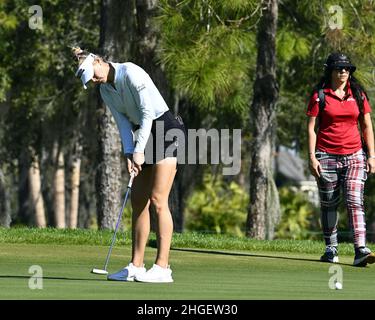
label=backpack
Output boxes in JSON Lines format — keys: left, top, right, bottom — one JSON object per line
{"left": 317, "top": 88, "right": 368, "bottom": 154}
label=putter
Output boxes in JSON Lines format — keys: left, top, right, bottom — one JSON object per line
{"left": 91, "top": 172, "right": 135, "bottom": 275}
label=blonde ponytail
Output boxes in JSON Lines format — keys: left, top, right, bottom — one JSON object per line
{"left": 70, "top": 46, "right": 89, "bottom": 65}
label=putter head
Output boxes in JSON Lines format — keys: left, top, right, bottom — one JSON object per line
{"left": 91, "top": 268, "right": 108, "bottom": 275}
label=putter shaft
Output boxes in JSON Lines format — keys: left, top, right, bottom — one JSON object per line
{"left": 102, "top": 173, "right": 135, "bottom": 272}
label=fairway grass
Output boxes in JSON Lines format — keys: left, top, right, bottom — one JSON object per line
{"left": 1, "top": 243, "right": 375, "bottom": 300}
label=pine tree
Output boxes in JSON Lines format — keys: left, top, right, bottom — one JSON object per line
{"left": 247, "top": 0, "right": 280, "bottom": 239}
{"left": 96, "top": 0, "right": 137, "bottom": 229}
{"left": 156, "top": 0, "right": 261, "bottom": 232}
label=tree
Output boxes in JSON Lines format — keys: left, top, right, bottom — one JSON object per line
{"left": 156, "top": 0, "right": 260, "bottom": 231}
{"left": 53, "top": 142, "right": 65, "bottom": 228}
{"left": 96, "top": 0, "right": 137, "bottom": 229}
{"left": 247, "top": 0, "right": 280, "bottom": 240}
{"left": 0, "top": 168, "right": 11, "bottom": 227}
{"left": 1, "top": 0, "right": 100, "bottom": 228}
{"left": 135, "top": 0, "right": 172, "bottom": 104}
{"left": 68, "top": 137, "right": 82, "bottom": 228}
{"left": 156, "top": 0, "right": 258, "bottom": 112}
{"left": 0, "top": 6, "right": 15, "bottom": 226}
{"left": 28, "top": 152, "right": 47, "bottom": 228}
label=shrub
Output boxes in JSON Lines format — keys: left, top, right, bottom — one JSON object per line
{"left": 275, "top": 187, "right": 320, "bottom": 240}
{"left": 185, "top": 173, "right": 248, "bottom": 236}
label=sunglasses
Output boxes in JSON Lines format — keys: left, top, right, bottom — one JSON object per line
{"left": 333, "top": 66, "right": 351, "bottom": 72}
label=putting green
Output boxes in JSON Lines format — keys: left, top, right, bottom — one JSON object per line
{"left": 0, "top": 243, "right": 375, "bottom": 300}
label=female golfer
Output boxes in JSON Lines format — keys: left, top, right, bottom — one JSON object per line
{"left": 307, "top": 52, "right": 375, "bottom": 267}
{"left": 73, "top": 47, "right": 185, "bottom": 282}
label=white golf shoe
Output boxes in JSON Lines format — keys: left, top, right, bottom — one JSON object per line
{"left": 107, "top": 263, "right": 146, "bottom": 282}
{"left": 135, "top": 264, "right": 174, "bottom": 283}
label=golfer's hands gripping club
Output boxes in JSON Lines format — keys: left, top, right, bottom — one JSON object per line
{"left": 128, "top": 170, "right": 136, "bottom": 188}
{"left": 125, "top": 152, "right": 145, "bottom": 177}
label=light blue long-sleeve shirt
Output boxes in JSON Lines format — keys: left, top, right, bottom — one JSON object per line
{"left": 99, "top": 62, "right": 169, "bottom": 154}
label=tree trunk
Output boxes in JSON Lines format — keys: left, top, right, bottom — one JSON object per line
{"left": 69, "top": 140, "right": 82, "bottom": 229}
{"left": 97, "top": 0, "right": 136, "bottom": 229}
{"left": 246, "top": 0, "right": 280, "bottom": 240}
{"left": 53, "top": 143, "right": 65, "bottom": 228}
{"left": 95, "top": 106, "right": 122, "bottom": 229}
{"left": 28, "top": 154, "right": 46, "bottom": 228}
{"left": 0, "top": 168, "right": 11, "bottom": 227}
{"left": 79, "top": 174, "right": 96, "bottom": 229}
{"left": 134, "top": 0, "right": 172, "bottom": 103}
{"left": 18, "top": 151, "right": 31, "bottom": 225}
{"left": 99, "top": 0, "right": 137, "bottom": 59}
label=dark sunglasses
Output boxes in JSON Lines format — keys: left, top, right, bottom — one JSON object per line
{"left": 333, "top": 66, "right": 351, "bottom": 72}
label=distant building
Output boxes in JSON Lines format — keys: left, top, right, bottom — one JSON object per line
{"left": 275, "top": 145, "right": 320, "bottom": 207}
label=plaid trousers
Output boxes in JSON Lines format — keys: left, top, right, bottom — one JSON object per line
{"left": 315, "top": 149, "right": 368, "bottom": 248}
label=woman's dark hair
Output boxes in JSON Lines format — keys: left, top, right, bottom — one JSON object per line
{"left": 311, "top": 62, "right": 369, "bottom": 114}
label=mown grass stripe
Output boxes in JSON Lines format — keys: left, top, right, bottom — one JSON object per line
{"left": 0, "top": 227, "right": 372, "bottom": 256}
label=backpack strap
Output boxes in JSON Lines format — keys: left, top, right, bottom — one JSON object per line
{"left": 318, "top": 88, "right": 325, "bottom": 113}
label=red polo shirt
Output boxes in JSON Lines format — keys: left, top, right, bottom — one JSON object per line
{"left": 306, "top": 84, "right": 371, "bottom": 155}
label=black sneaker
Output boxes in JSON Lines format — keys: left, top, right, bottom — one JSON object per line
{"left": 320, "top": 246, "right": 339, "bottom": 263}
{"left": 353, "top": 247, "right": 375, "bottom": 267}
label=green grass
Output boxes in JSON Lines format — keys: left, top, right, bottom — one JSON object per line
{"left": 0, "top": 228, "right": 375, "bottom": 300}
{"left": 1, "top": 227, "right": 372, "bottom": 255}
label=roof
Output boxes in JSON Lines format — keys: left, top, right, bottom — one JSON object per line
{"left": 276, "top": 146, "right": 315, "bottom": 182}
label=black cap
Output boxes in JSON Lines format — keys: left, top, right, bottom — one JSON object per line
{"left": 324, "top": 52, "right": 356, "bottom": 72}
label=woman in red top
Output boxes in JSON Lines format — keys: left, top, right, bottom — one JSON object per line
{"left": 307, "top": 52, "right": 375, "bottom": 266}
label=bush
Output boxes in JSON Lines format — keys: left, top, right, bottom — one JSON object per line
{"left": 185, "top": 173, "right": 248, "bottom": 236}
{"left": 275, "top": 187, "right": 320, "bottom": 240}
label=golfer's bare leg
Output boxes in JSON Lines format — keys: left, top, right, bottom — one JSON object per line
{"left": 151, "top": 157, "right": 177, "bottom": 268}
{"left": 131, "top": 165, "right": 152, "bottom": 267}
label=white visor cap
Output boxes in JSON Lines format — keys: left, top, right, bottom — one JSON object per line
{"left": 75, "top": 53, "right": 96, "bottom": 89}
